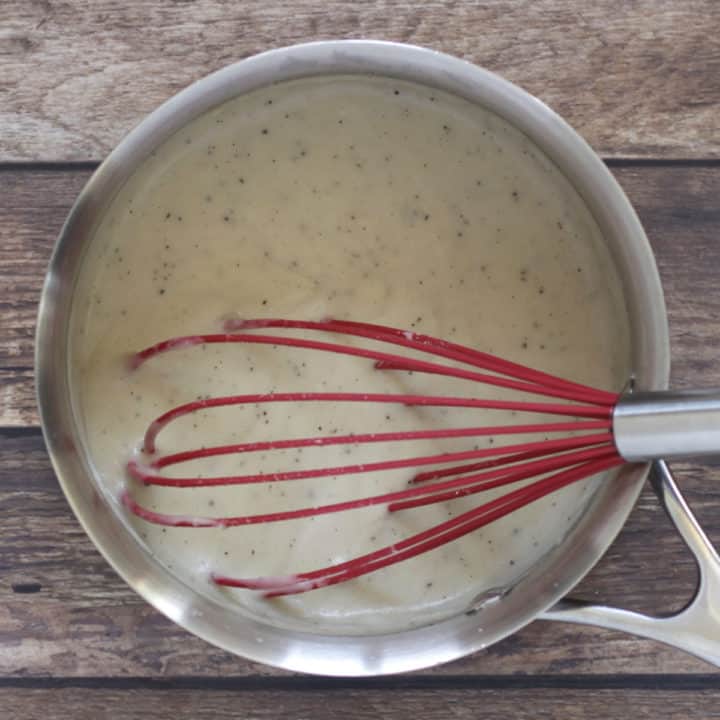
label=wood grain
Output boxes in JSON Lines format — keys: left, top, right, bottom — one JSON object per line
{"left": 2, "top": 428, "right": 718, "bottom": 677}
{"left": 3, "top": 165, "right": 720, "bottom": 679}
{"left": 5, "top": 686, "right": 720, "bottom": 720}
{"left": 3, "top": 165, "right": 719, "bottom": 426}
{"left": 4, "top": 1, "right": 720, "bottom": 714}
{"left": 2, "top": 1, "right": 720, "bottom": 161}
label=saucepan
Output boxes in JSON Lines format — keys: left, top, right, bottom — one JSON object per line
{"left": 35, "top": 40, "right": 720, "bottom": 674}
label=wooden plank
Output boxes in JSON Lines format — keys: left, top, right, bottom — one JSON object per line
{"left": 0, "top": 369, "right": 36, "bottom": 427}
{"left": 2, "top": 429, "right": 718, "bottom": 677}
{"left": 2, "top": 1, "right": 720, "bottom": 161}
{"left": 2, "top": 165, "right": 720, "bottom": 678}
{"left": 3, "top": 165, "right": 720, "bottom": 426}
{"left": 0, "top": 169, "right": 88, "bottom": 422}
{"left": 612, "top": 165, "right": 720, "bottom": 387}
{"left": 4, "top": 686, "right": 720, "bottom": 720}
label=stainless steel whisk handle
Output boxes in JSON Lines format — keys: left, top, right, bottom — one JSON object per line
{"left": 614, "top": 389, "right": 720, "bottom": 461}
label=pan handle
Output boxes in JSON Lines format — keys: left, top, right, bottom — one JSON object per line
{"left": 541, "top": 460, "right": 720, "bottom": 667}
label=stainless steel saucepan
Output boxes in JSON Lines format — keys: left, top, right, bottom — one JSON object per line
{"left": 35, "top": 40, "right": 720, "bottom": 674}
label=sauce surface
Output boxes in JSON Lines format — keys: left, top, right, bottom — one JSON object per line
{"left": 70, "top": 76, "right": 630, "bottom": 633}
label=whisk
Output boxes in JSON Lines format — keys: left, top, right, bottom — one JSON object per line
{"left": 122, "top": 317, "right": 720, "bottom": 596}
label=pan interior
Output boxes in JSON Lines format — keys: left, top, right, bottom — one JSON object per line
{"left": 68, "top": 73, "right": 632, "bottom": 636}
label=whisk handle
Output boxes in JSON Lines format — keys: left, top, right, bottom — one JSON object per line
{"left": 614, "top": 389, "right": 720, "bottom": 461}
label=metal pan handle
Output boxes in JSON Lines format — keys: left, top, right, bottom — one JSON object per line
{"left": 541, "top": 460, "right": 720, "bottom": 667}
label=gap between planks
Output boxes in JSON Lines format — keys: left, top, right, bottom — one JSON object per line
{"left": 3, "top": 159, "right": 720, "bottom": 173}
{"left": 1, "top": 673, "right": 719, "bottom": 691}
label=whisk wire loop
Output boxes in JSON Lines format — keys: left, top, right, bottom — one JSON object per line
{"left": 123, "top": 318, "right": 624, "bottom": 595}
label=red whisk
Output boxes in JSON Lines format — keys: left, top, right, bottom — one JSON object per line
{"left": 122, "top": 318, "right": 720, "bottom": 596}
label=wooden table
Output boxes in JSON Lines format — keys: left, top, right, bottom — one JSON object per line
{"left": 3, "top": 2, "right": 720, "bottom": 717}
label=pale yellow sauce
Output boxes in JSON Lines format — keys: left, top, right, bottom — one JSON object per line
{"left": 70, "top": 76, "right": 630, "bottom": 634}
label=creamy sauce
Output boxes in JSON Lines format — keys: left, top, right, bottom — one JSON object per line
{"left": 70, "top": 76, "right": 630, "bottom": 634}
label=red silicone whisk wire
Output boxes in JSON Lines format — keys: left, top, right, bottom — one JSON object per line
{"left": 123, "top": 317, "right": 626, "bottom": 596}
{"left": 213, "top": 453, "right": 623, "bottom": 596}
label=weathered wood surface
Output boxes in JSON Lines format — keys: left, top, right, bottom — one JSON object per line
{"left": 2, "top": 428, "right": 718, "bottom": 677}
{"left": 5, "top": 686, "right": 720, "bottom": 720}
{"left": 3, "top": 165, "right": 720, "bottom": 678}
{"left": 3, "top": 165, "right": 719, "bottom": 427}
{"left": 2, "top": 1, "right": 720, "bottom": 161}
{"left": 4, "top": 1, "right": 720, "bottom": 716}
